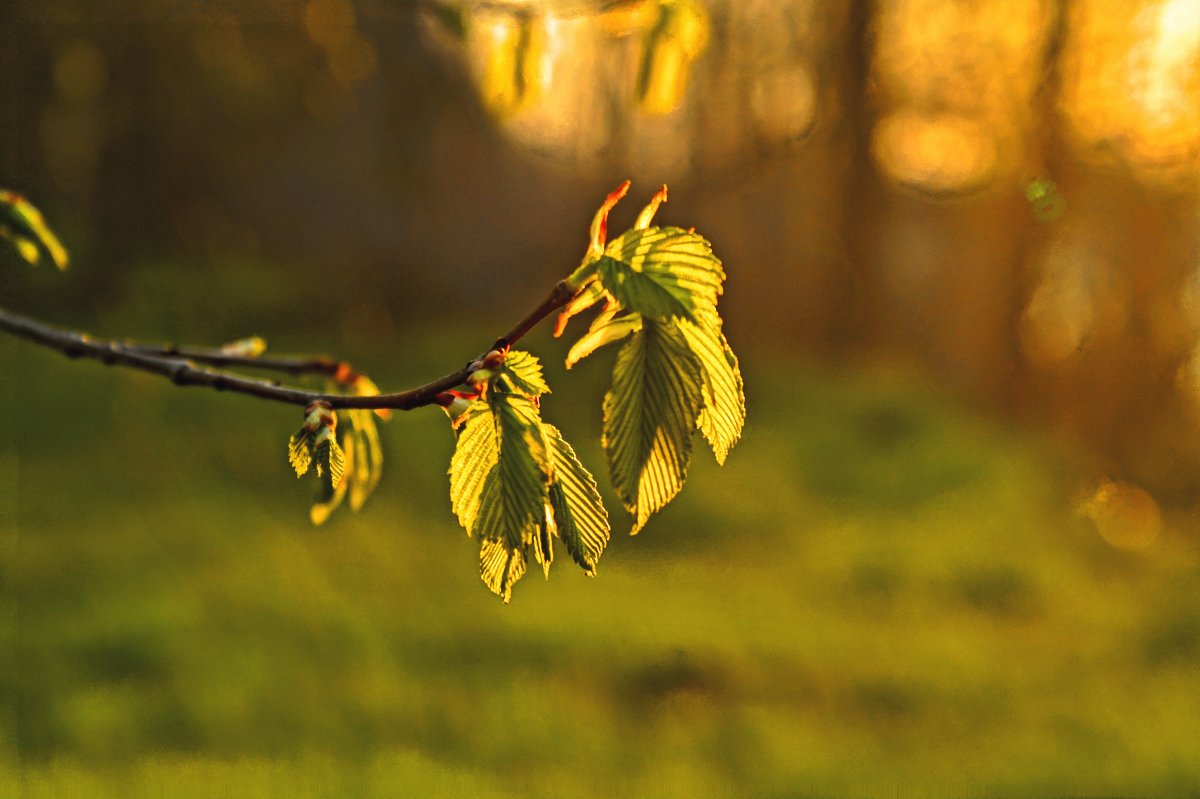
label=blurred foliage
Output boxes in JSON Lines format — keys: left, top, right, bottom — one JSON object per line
{"left": 5, "top": 332, "right": 1200, "bottom": 794}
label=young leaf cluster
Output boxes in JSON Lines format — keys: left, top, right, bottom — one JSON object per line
{"left": 2, "top": 184, "right": 744, "bottom": 604}
{"left": 555, "top": 182, "right": 745, "bottom": 533}
{"left": 448, "top": 349, "right": 609, "bottom": 602}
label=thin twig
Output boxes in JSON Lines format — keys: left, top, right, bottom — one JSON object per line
{"left": 123, "top": 343, "right": 344, "bottom": 377}
{"left": 0, "top": 281, "right": 576, "bottom": 411}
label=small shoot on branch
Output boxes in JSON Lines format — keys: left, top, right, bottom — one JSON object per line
{"left": 0, "top": 190, "right": 69, "bottom": 269}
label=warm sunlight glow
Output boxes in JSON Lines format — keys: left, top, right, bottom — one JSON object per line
{"left": 751, "top": 64, "right": 817, "bottom": 143}
{"left": 871, "top": 0, "right": 1051, "bottom": 195}
{"left": 872, "top": 112, "right": 997, "bottom": 196}
{"left": 1019, "top": 235, "right": 1105, "bottom": 366}
{"left": 1061, "top": 0, "right": 1200, "bottom": 178}
{"left": 1079, "top": 480, "right": 1162, "bottom": 551}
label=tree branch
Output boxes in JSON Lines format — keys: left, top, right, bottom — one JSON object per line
{"left": 123, "top": 343, "right": 343, "bottom": 377}
{"left": 0, "top": 280, "right": 577, "bottom": 411}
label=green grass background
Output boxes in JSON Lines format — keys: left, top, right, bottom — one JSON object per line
{"left": 4, "top": 328, "right": 1200, "bottom": 797}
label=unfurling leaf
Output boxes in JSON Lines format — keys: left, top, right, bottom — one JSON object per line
{"left": 604, "top": 318, "right": 703, "bottom": 533}
{"left": 345, "top": 409, "right": 384, "bottom": 511}
{"left": 533, "top": 501, "right": 555, "bottom": 579}
{"left": 565, "top": 310, "right": 642, "bottom": 369}
{"left": 310, "top": 408, "right": 384, "bottom": 526}
{"left": 289, "top": 401, "right": 333, "bottom": 477}
{"left": 289, "top": 428, "right": 315, "bottom": 476}
{"left": 500, "top": 349, "right": 550, "bottom": 398}
{"left": 0, "top": 189, "right": 69, "bottom": 269}
{"left": 305, "top": 369, "right": 389, "bottom": 526}
{"left": 218, "top": 336, "right": 267, "bottom": 358}
{"left": 555, "top": 281, "right": 606, "bottom": 338}
{"left": 313, "top": 429, "right": 345, "bottom": 490}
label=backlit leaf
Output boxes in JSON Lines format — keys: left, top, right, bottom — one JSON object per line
{"left": 313, "top": 434, "right": 346, "bottom": 500}
{"left": 597, "top": 226, "right": 724, "bottom": 324}
{"left": 480, "top": 539, "right": 527, "bottom": 604}
{"left": 603, "top": 317, "right": 703, "bottom": 533}
{"left": 345, "top": 409, "right": 384, "bottom": 512}
{"left": 0, "top": 189, "right": 69, "bottom": 269}
{"left": 544, "top": 424, "right": 610, "bottom": 573}
{"left": 533, "top": 502, "right": 555, "bottom": 579}
{"left": 450, "top": 393, "right": 551, "bottom": 547}
{"left": 449, "top": 402, "right": 500, "bottom": 535}
{"left": 565, "top": 309, "right": 642, "bottom": 369}
{"left": 501, "top": 349, "right": 550, "bottom": 398}
{"left": 678, "top": 315, "right": 745, "bottom": 464}
{"left": 289, "top": 428, "right": 315, "bottom": 476}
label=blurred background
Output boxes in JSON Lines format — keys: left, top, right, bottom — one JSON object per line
{"left": 3, "top": 0, "right": 1200, "bottom": 795}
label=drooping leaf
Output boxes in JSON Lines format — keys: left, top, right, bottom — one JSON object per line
{"left": 313, "top": 433, "right": 346, "bottom": 499}
{"left": 554, "top": 279, "right": 607, "bottom": 337}
{"left": 289, "top": 428, "right": 315, "bottom": 476}
{"left": 345, "top": 409, "right": 384, "bottom": 511}
{"left": 597, "top": 226, "right": 724, "bottom": 324}
{"left": 0, "top": 189, "right": 69, "bottom": 269}
{"left": 480, "top": 538, "right": 527, "bottom": 604}
{"left": 532, "top": 502, "right": 555, "bottom": 579}
{"left": 490, "top": 391, "right": 552, "bottom": 549}
{"left": 450, "top": 394, "right": 551, "bottom": 549}
{"left": 677, "top": 315, "right": 745, "bottom": 464}
{"left": 603, "top": 317, "right": 704, "bottom": 533}
{"left": 449, "top": 402, "right": 500, "bottom": 534}
{"left": 501, "top": 349, "right": 550, "bottom": 398}
{"left": 310, "top": 433, "right": 350, "bottom": 525}
{"left": 544, "top": 424, "right": 610, "bottom": 573}
{"left": 565, "top": 309, "right": 642, "bottom": 369}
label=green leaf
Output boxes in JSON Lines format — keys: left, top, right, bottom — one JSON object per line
{"left": 603, "top": 317, "right": 704, "bottom": 533}
{"left": 480, "top": 539, "right": 527, "bottom": 604}
{"left": 449, "top": 388, "right": 557, "bottom": 600}
{"left": 544, "top": 424, "right": 610, "bottom": 573}
{"left": 596, "top": 226, "right": 723, "bottom": 324}
{"left": 289, "top": 428, "right": 315, "bottom": 476}
{"left": 0, "top": 190, "right": 68, "bottom": 269}
{"left": 532, "top": 502, "right": 555, "bottom": 579}
{"left": 449, "top": 402, "right": 499, "bottom": 534}
{"left": 345, "top": 409, "right": 384, "bottom": 512}
{"left": 565, "top": 308, "right": 643, "bottom": 369}
{"left": 678, "top": 315, "right": 745, "bottom": 464}
{"left": 500, "top": 349, "right": 550, "bottom": 398}
{"left": 313, "top": 434, "right": 346, "bottom": 500}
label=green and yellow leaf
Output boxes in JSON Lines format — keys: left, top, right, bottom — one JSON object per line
{"left": 544, "top": 424, "right": 610, "bottom": 573}
{"left": 450, "top": 393, "right": 551, "bottom": 546}
{"left": 313, "top": 434, "right": 346, "bottom": 497}
{"left": 603, "top": 317, "right": 704, "bottom": 533}
{"left": 289, "top": 428, "right": 315, "bottom": 477}
{"left": 565, "top": 309, "right": 643, "bottom": 369}
{"left": 480, "top": 539, "right": 527, "bottom": 604}
{"left": 501, "top": 349, "right": 550, "bottom": 398}
{"left": 597, "top": 226, "right": 724, "bottom": 324}
{"left": 678, "top": 315, "right": 745, "bottom": 464}
{"left": 0, "top": 189, "right": 69, "bottom": 269}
